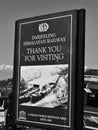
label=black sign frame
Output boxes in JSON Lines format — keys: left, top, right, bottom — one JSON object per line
{"left": 13, "top": 9, "right": 85, "bottom": 130}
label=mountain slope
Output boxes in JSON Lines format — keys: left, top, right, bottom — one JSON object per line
{"left": 0, "top": 64, "right": 13, "bottom": 80}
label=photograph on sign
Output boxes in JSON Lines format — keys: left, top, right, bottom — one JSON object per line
{"left": 20, "top": 65, "right": 68, "bottom": 108}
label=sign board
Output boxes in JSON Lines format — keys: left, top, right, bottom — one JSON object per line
{"left": 13, "top": 9, "right": 85, "bottom": 130}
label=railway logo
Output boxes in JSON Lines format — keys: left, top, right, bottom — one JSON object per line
{"left": 38, "top": 23, "right": 49, "bottom": 32}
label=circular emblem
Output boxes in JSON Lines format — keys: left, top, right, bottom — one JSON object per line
{"left": 38, "top": 23, "right": 49, "bottom": 32}
{"left": 19, "top": 111, "right": 26, "bottom": 120}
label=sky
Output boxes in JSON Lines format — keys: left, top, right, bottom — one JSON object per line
{"left": 0, "top": 0, "right": 98, "bottom": 69}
